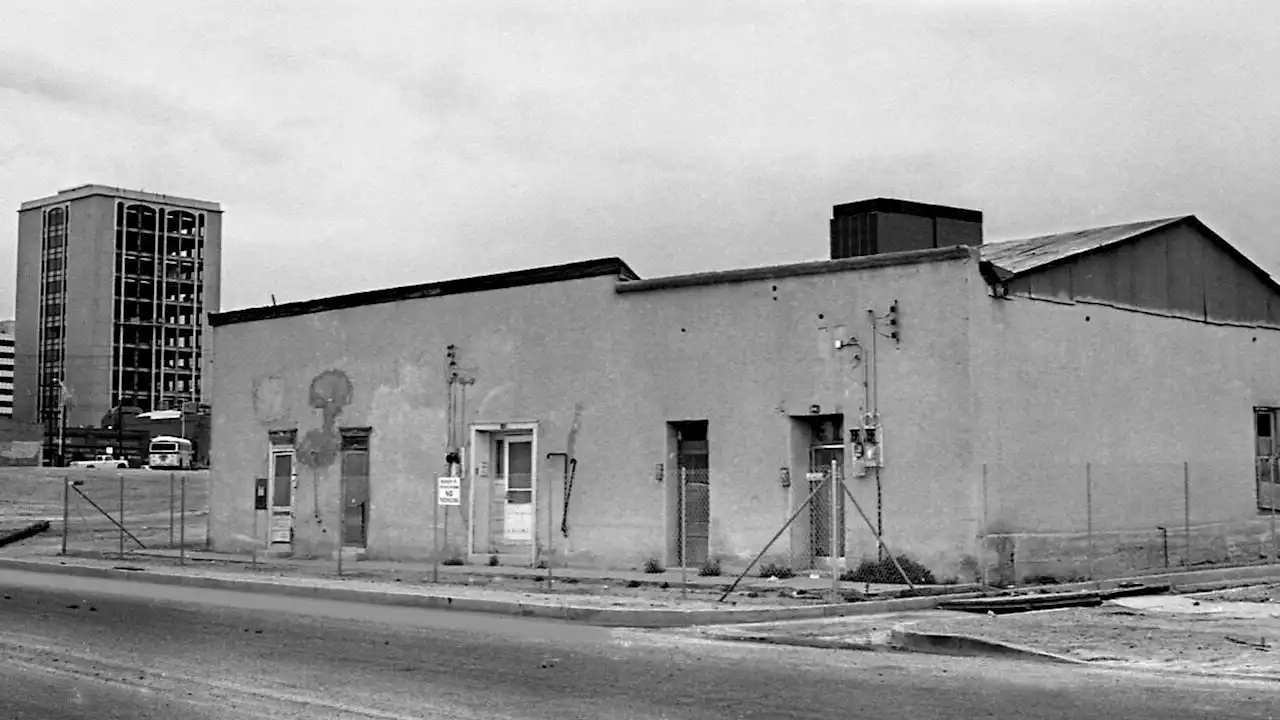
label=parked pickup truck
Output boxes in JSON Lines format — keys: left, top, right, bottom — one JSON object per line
{"left": 70, "top": 455, "right": 130, "bottom": 469}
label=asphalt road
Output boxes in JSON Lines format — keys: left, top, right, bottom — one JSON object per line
{"left": 1, "top": 569, "right": 1277, "bottom": 720}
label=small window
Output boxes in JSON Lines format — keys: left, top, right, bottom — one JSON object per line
{"left": 340, "top": 427, "right": 372, "bottom": 451}
{"left": 268, "top": 429, "right": 297, "bottom": 446}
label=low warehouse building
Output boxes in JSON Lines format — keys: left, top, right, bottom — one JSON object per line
{"left": 207, "top": 198, "right": 1280, "bottom": 581}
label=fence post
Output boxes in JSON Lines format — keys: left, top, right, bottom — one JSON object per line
{"left": 169, "top": 472, "right": 175, "bottom": 547}
{"left": 61, "top": 476, "right": 69, "bottom": 556}
{"left": 337, "top": 471, "right": 344, "bottom": 577}
{"left": 1085, "top": 463, "right": 1093, "bottom": 581}
{"left": 180, "top": 475, "right": 186, "bottom": 566}
{"left": 119, "top": 472, "right": 125, "bottom": 561}
{"left": 680, "top": 467, "right": 688, "bottom": 600}
{"left": 830, "top": 459, "right": 839, "bottom": 603}
{"left": 980, "top": 462, "right": 988, "bottom": 587}
{"left": 546, "top": 474, "right": 554, "bottom": 590}
{"left": 1271, "top": 457, "right": 1277, "bottom": 566}
{"left": 432, "top": 475, "right": 439, "bottom": 583}
{"left": 1183, "top": 461, "right": 1191, "bottom": 567}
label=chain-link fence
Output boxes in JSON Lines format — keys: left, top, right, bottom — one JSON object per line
{"left": 983, "top": 460, "right": 1279, "bottom": 585}
{"left": 56, "top": 469, "right": 208, "bottom": 560}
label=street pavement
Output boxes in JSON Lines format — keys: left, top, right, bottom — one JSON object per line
{"left": 2, "top": 568, "right": 1278, "bottom": 719}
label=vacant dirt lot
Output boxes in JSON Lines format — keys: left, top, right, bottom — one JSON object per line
{"left": 908, "top": 599, "right": 1280, "bottom": 678}
{"left": 1196, "top": 582, "right": 1280, "bottom": 604}
{"left": 0, "top": 466, "right": 208, "bottom": 552}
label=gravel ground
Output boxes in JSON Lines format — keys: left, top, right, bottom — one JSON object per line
{"left": 907, "top": 603, "right": 1280, "bottom": 677}
{"left": 1195, "top": 582, "right": 1280, "bottom": 604}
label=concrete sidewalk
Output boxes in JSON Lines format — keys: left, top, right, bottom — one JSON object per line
{"left": 0, "top": 550, "right": 984, "bottom": 628}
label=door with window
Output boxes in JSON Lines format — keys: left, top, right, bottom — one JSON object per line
{"left": 268, "top": 450, "right": 295, "bottom": 544}
{"left": 1255, "top": 408, "right": 1280, "bottom": 512}
{"left": 498, "top": 436, "right": 534, "bottom": 542}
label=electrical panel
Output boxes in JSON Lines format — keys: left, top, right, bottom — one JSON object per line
{"left": 850, "top": 414, "right": 884, "bottom": 472}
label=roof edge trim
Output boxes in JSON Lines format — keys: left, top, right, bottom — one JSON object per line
{"left": 210, "top": 257, "right": 639, "bottom": 327}
{"left": 615, "top": 245, "right": 974, "bottom": 294}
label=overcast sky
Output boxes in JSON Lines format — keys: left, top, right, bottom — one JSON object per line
{"left": 2, "top": 0, "right": 1278, "bottom": 318}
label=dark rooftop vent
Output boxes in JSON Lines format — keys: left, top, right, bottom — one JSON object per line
{"left": 830, "top": 198, "right": 983, "bottom": 260}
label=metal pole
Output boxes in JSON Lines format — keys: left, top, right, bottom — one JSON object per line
{"left": 337, "top": 472, "right": 344, "bottom": 577}
{"left": 680, "top": 467, "right": 688, "bottom": 600}
{"left": 1270, "top": 457, "right": 1277, "bottom": 566}
{"left": 1183, "top": 461, "right": 1191, "bottom": 567}
{"left": 717, "top": 476, "right": 829, "bottom": 602}
{"left": 119, "top": 472, "right": 125, "bottom": 561}
{"left": 432, "top": 475, "right": 440, "bottom": 583}
{"left": 830, "top": 459, "right": 840, "bottom": 603}
{"left": 169, "top": 472, "right": 175, "bottom": 547}
{"left": 61, "top": 476, "right": 69, "bottom": 556}
{"left": 252, "top": 500, "right": 259, "bottom": 571}
{"left": 547, "top": 474, "right": 554, "bottom": 590}
{"left": 841, "top": 483, "right": 915, "bottom": 589}
{"left": 981, "top": 462, "right": 988, "bottom": 587}
{"left": 180, "top": 475, "right": 186, "bottom": 566}
{"left": 1086, "top": 463, "right": 1093, "bottom": 581}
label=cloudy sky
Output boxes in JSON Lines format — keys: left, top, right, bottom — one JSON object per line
{"left": 1, "top": 0, "right": 1278, "bottom": 319}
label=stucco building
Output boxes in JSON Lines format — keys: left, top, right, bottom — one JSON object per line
{"left": 207, "top": 198, "right": 1280, "bottom": 581}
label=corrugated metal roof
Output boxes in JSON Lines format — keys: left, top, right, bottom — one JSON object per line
{"left": 980, "top": 216, "right": 1189, "bottom": 276}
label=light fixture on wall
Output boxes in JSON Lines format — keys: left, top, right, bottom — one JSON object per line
{"left": 809, "top": 404, "right": 821, "bottom": 414}
{"left": 654, "top": 463, "right": 664, "bottom": 482}
{"left": 779, "top": 467, "right": 791, "bottom": 488}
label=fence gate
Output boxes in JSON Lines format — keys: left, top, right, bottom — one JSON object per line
{"left": 675, "top": 423, "right": 710, "bottom": 567}
{"left": 809, "top": 445, "right": 845, "bottom": 563}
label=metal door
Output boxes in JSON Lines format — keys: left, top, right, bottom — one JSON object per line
{"left": 809, "top": 445, "right": 845, "bottom": 560}
{"left": 341, "top": 449, "right": 369, "bottom": 547}
{"left": 268, "top": 450, "right": 295, "bottom": 544}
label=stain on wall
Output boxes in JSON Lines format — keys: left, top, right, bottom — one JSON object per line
{"left": 297, "top": 369, "right": 354, "bottom": 470}
{"left": 295, "top": 369, "right": 354, "bottom": 523}
{"left": 252, "top": 375, "right": 288, "bottom": 424}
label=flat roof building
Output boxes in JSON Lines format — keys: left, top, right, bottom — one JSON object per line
{"left": 205, "top": 197, "right": 1280, "bottom": 582}
{"left": 13, "top": 185, "right": 222, "bottom": 435}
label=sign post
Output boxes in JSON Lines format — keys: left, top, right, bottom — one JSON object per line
{"left": 436, "top": 476, "right": 461, "bottom": 582}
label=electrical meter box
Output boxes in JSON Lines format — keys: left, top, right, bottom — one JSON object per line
{"left": 254, "top": 477, "right": 268, "bottom": 510}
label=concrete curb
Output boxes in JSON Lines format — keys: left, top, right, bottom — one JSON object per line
{"left": 0, "top": 557, "right": 983, "bottom": 628}
{"left": 888, "top": 625, "right": 1084, "bottom": 665}
{"left": 1030, "top": 564, "right": 1280, "bottom": 596}
{"left": 696, "top": 631, "right": 886, "bottom": 653}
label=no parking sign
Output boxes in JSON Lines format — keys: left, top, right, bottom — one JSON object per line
{"left": 437, "top": 477, "right": 461, "bottom": 506}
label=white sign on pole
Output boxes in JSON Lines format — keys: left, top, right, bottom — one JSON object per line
{"left": 437, "top": 476, "right": 462, "bottom": 506}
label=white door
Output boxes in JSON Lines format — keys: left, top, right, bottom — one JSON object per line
{"left": 502, "top": 438, "right": 534, "bottom": 542}
{"left": 269, "top": 450, "right": 295, "bottom": 544}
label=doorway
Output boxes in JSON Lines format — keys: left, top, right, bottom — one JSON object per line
{"left": 672, "top": 420, "right": 710, "bottom": 567}
{"left": 268, "top": 448, "right": 295, "bottom": 545}
{"left": 340, "top": 430, "right": 371, "bottom": 548}
{"left": 806, "top": 416, "right": 846, "bottom": 561}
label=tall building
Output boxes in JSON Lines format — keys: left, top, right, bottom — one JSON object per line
{"left": 0, "top": 319, "right": 14, "bottom": 416}
{"left": 13, "top": 185, "right": 222, "bottom": 429}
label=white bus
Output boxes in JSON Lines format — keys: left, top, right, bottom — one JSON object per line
{"left": 148, "top": 436, "right": 194, "bottom": 469}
